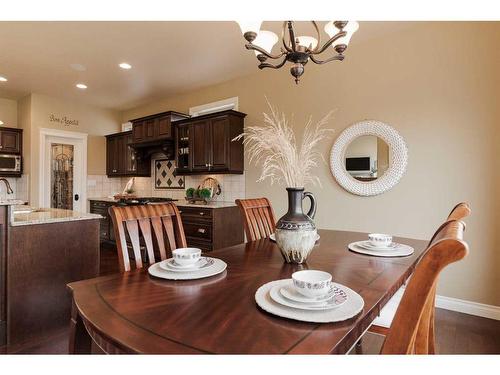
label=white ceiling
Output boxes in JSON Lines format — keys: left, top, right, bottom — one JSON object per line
{"left": 0, "top": 21, "right": 416, "bottom": 111}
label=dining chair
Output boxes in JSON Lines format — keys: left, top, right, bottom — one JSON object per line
{"left": 368, "top": 202, "right": 472, "bottom": 337}
{"left": 235, "top": 198, "right": 277, "bottom": 241}
{"left": 380, "top": 219, "right": 469, "bottom": 354}
{"left": 108, "top": 203, "right": 187, "bottom": 272}
{"left": 446, "top": 202, "right": 472, "bottom": 221}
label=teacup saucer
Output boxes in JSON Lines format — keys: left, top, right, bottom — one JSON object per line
{"left": 159, "top": 257, "right": 214, "bottom": 272}
{"left": 280, "top": 283, "right": 336, "bottom": 303}
{"left": 357, "top": 240, "right": 399, "bottom": 251}
{"left": 269, "top": 283, "right": 347, "bottom": 311}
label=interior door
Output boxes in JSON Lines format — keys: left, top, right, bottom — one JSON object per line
{"left": 44, "top": 135, "right": 85, "bottom": 212}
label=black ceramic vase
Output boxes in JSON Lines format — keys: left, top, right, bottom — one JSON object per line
{"left": 275, "top": 187, "right": 317, "bottom": 263}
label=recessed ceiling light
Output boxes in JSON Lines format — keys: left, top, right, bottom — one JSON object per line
{"left": 0, "top": 121, "right": 4, "bottom": 125}
{"left": 70, "top": 63, "right": 87, "bottom": 72}
{"left": 119, "top": 62, "right": 132, "bottom": 70}
{"left": 76, "top": 83, "right": 87, "bottom": 89}
{"left": 0, "top": 76, "right": 7, "bottom": 82}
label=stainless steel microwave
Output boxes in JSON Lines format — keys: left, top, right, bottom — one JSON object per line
{"left": 0, "top": 154, "right": 21, "bottom": 172}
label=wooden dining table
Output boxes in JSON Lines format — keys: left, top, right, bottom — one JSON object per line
{"left": 67, "top": 229, "right": 427, "bottom": 354}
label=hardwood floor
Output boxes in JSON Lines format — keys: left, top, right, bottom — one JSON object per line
{"left": 1, "top": 244, "right": 499, "bottom": 354}
{"left": 351, "top": 308, "right": 500, "bottom": 354}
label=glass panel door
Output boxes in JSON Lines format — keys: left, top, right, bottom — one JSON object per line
{"left": 50, "top": 143, "right": 74, "bottom": 210}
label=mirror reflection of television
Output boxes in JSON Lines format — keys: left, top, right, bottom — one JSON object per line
{"left": 346, "top": 157, "right": 371, "bottom": 175}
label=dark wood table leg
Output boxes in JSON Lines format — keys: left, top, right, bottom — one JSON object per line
{"left": 69, "top": 299, "right": 92, "bottom": 354}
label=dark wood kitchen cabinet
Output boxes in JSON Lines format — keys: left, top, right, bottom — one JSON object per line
{"left": 106, "top": 131, "right": 150, "bottom": 177}
{"left": 174, "top": 110, "right": 246, "bottom": 175}
{"left": 177, "top": 205, "right": 244, "bottom": 252}
{"left": 131, "top": 111, "right": 189, "bottom": 144}
{"left": 0, "top": 127, "right": 22, "bottom": 154}
{"left": 89, "top": 200, "right": 115, "bottom": 243}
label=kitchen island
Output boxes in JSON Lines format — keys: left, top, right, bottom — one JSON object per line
{"left": 89, "top": 198, "right": 244, "bottom": 252}
{"left": 0, "top": 203, "right": 101, "bottom": 348}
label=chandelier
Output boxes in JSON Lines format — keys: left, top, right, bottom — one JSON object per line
{"left": 237, "top": 21, "right": 359, "bottom": 84}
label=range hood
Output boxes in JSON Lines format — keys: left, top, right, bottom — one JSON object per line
{"left": 129, "top": 138, "right": 175, "bottom": 160}
{"left": 128, "top": 110, "right": 189, "bottom": 160}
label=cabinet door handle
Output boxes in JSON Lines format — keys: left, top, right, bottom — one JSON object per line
{"left": 199, "top": 212, "right": 205, "bottom": 216}
{"left": 197, "top": 228, "right": 206, "bottom": 234}
{"left": 178, "top": 210, "right": 183, "bottom": 214}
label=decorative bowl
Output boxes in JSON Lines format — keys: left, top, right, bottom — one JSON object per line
{"left": 292, "top": 270, "right": 332, "bottom": 298}
{"left": 368, "top": 233, "right": 393, "bottom": 248}
{"left": 172, "top": 248, "right": 202, "bottom": 266}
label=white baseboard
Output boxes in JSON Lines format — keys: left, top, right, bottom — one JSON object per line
{"left": 373, "top": 288, "right": 500, "bottom": 327}
{"left": 435, "top": 295, "right": 500, "bottom": 321}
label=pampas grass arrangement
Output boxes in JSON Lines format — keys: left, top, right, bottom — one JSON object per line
{"left": 233, "top": 101, "right": 335, "bottom": 188}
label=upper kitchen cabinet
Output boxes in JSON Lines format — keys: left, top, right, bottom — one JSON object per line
{"left": 174, "top": 110, "right": 246, "bottom": 175}
{"left": 131, "top": 111, "right": 189, "bottom": 144}
{"left": 106, "top": 131, "right": 150, "bottom": 177}
{"left": 0, "top": 127, "right": 22, "bottom": 154}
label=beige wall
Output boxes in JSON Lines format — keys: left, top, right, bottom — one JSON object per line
{"left": 22, "top": 93, "right": 121, "bottom": 205}
{"left": 0, "top": 97, "right": 18, "bottom": 127}
{"left": 122, "top": 22, "right": 500, "bottom": 306}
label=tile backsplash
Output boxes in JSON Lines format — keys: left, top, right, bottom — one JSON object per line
{"left": 87, "top": 158, "right": 246, "bottom": 203}
{"left": 0, "top": 174, "right": 29, "bottom": 202}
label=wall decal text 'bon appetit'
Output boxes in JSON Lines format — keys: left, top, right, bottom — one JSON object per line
{"left": 49, "top": 114, "right": 79, "bottom": 127}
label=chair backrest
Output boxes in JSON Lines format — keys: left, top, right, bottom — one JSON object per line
{"left": 108, "top": 203, "right": 187, "bottom": 272}
{"left": 381, "top": 219, "right": 469, "bottom": 354}
{"left": 235, "top": 198, "right": 277, "bottom": 241}
{"left": 428, "top": 202, "right": 471, "bottom": 247}
{"left": 447, "top": 202, "right": 471, "bottom": 221}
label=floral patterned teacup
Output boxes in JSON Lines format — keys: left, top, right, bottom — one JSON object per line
{"left": 368, "top": 233, "right": 393, "bottom": 248}
{"left": 172, "top": 248, "right": 202, "bottom": 266}
{"left": 292, "top": 270, "right": 332, "bottom": 298}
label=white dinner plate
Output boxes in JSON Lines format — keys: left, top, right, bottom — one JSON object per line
{"left": 149, "top": 257, "right": 227, "bottom": 280}
{"left": 348, "top": 241, "right": 414, "bottom": 257}
{"left": 356, "top": 240, "right": 399, "bottom": 251}
{"left": 279, "top": 283, "right": 336, "bottom": 303}
{"left": 159, "top": 257, "right": 215, "bottom": 272}
{"left": 269, "top": 233, "right": 320, "bottom": 242}
{"left": 270, "top": 283, "right": 347, "bottom": 311}
{"left": 255, "top": 279, "right": 364, "bottom": 323}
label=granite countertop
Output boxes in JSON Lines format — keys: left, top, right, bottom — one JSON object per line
{"left": 0, "top": 199, "right": 28, "bottom": 206}
{"left": 174, "top": 200, "right": 237, "bottom": 209}
{"left": 11, "top": 207, "right": 102, "bottom": 226}
{"left": 88, "top": 197, "right": 237, "bottom": 209}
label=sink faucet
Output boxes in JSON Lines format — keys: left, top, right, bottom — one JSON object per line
{"left": 0, "top": 178, "right": 14, "bottom": 194}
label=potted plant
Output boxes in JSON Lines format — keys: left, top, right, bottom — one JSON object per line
{"left": 233, "top": 101, "right": 334, "bottom": 263}
{"left": 185, "top": 187, "right": 196, "bottom": 199}
{"left": 199, "top": 188, "right": 212, "bottom": 201}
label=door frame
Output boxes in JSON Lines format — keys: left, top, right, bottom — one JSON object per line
{"left": 39, "top": 128, "right": 88, "bottom": 212}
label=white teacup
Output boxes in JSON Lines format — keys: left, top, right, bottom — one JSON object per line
{"left": 368, "top": 233, "right": 393, "bottom": 248}
{"left": 292, "top": 270, "right": 332, "bottom": 298}
{"left": 172, "top": 248, "right": 202, "bottom": 266}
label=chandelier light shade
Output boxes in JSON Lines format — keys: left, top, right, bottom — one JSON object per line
{"left": 252, "top": 31, "right": 278, "bottom": 56}
{"left": 324, "top": 21, "right": 359, "bottom": 47}
{"left": 238, "top": 21, "right": 359, "bottom": 84}
{"left": 237, "top": 21, "right": 262, "bottom": 42}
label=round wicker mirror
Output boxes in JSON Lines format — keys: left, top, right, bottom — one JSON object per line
{"left": 330, "top": 120, "right": 408, "bottom": 196}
